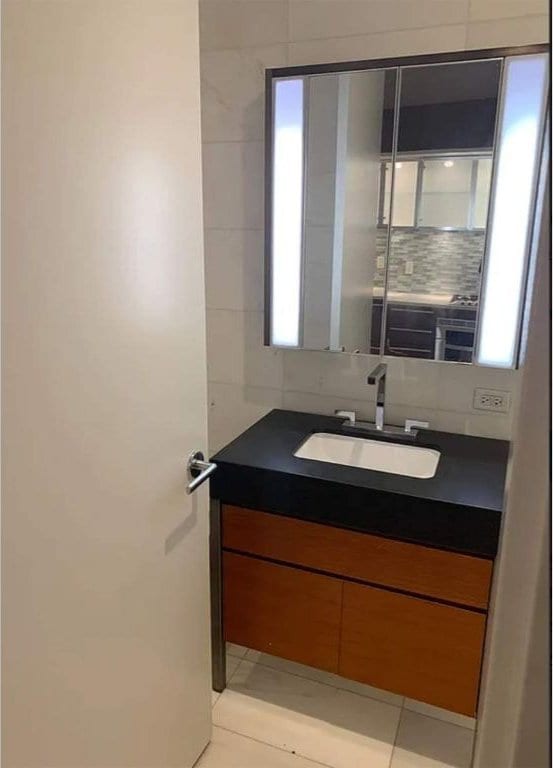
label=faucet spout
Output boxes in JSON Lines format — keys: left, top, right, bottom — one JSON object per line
{"left": 367, "top": 363, "right": 387, "bottom": 431}
{"left": 367, "top": 363, "right": 387, "bottom": 386}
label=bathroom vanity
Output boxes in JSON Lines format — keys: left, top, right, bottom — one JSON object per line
{"left": 209, "top": 409, "right": 509, "bottom": 718}
{"left": 206, "top": 42, "right": 546, "bottom": 726}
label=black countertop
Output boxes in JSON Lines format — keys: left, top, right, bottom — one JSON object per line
{"left": 211, "top": 409, "right": 510, "bottom": 558}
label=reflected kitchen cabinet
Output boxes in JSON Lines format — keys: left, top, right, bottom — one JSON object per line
{"left": 379, "top": 155, "right": 493, "bottom": 230}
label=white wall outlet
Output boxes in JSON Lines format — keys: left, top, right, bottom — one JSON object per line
{"left": 404, "top": 260, "right": 414, "bottom": 275}
{"left": 377, "top": 255, "right": 385, "bottom": 269}
{"left": 473, "top": 388, "right": 511, "bottom": 413}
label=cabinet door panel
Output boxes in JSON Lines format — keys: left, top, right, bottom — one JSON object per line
{"left": 223, "top": 552, "right": 342, "bottom": 673}
{"left": 339, "top": 582, "right": 485, "bottom": 716}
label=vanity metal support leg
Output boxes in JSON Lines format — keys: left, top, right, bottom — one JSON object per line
{"left": 210, "top": 497, "right": 226, "bottom": 693}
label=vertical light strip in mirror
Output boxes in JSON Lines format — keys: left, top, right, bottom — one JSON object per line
{"left": 476, "top": 54, "right": 548, "bottom": 368}
{"left": 270, "top": 78, "right": 304, "bottom": 347}
{"left": 379, "top": 67, "right": 401, "bottom": 357}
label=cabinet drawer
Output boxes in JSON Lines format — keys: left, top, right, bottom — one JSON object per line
{"left": 439, "top": 308, "right": 478, "bottom": 322}
{"left": 222, "top": 506, "right": 492, "bottom": 610}
{"left": 339, "top": 582, "right": 485, "bottom": 716}
{"left": 223, "top": 552, "right": 342, "bottom": 673}
{"left": 387, "top": 305, "right": 436, "bottom": 331}
{"left": 387, "top": 328, "right": 434, "bottom": 352}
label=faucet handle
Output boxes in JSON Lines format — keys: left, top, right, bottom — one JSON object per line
{"left": 405, "top": 419, "right": 429, "bottom": 434}
{"left": 335, "top": 409, "right": 356, "bottom": 424}
{"left": 367, "top": 362, "right": 387, "bottom": 385}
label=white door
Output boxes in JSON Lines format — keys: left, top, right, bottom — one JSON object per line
{"left": 2, "top": 2, "right": 212, "bottom": 766}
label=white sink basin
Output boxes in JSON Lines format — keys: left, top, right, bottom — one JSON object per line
{"left": 294, "top": 432, "right": 440, "bottom": 479}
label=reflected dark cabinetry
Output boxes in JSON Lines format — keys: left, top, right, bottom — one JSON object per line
{"left": 381, "top": 96, "right": 497, "bottom": 153}
{"left": 385, "top": 303, "right": 437, "bottom": 359}
{"left": 371, "top": 299, "right": 477, "bottom": 361}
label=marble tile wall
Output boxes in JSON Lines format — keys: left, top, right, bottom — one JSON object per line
{"left": 199, "top": 0, "right": 547, "bottom": 454}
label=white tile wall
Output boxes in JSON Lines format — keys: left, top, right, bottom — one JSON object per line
{"left": 208, "top": 382, "right": 283, "bottom": 453}
{"left": 288, "top": 24, "right": 469, "bottom": 65}
{"left": 205, "top": 229, "right": 264, "bottom": 311}
{"left": 466, "top": 13, "right": 548, "bottom": 47}
{"left": 199, "top": 0, "right": 545, "bottom": 455}
{"left": 207, "top": 309, "right": 283, "bottom": 388}
{"left": 201, "top": 45, "right": 287, "bottom": 142}
{"left": 288, "top": 0, "right": 470, "bottom": 41}
{"left": 199, "top": 0, "right": 288, "bottom": 51}
{"left": 468, "top": 0, "right": 547, "bottom": 20}
{"left": 202, "top": 142, "right": 264, "bottom": 229}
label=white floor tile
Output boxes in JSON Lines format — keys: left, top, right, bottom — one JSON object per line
{"left": 332, "top": 674, "right": 404, "bottom": 708}
{"left": 403, "top": 698, "right": 476, "bottom": 731}
{"left": 245, "top": 649, "right": 403, "bottom": 707}
{"left": 226, "top": 642, "right": 248, "bottom": 659}
{"left": 213, "top": 660, "right": 401, "bottom": 768}
{"left": 212, "top": 654, "right": 242, "bottom": 708}
{"left": 391, "top": 710, "right": 474, "bottom": 768}
{"left": 226, "top": 654, "right": 241, "bottom": 681}
{"left": 196, "top": 726, "right": 324, "bottom": 768}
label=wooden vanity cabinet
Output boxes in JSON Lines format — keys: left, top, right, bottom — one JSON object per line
{"left": 222, "top": 504, "right": 493, "bottom": 717}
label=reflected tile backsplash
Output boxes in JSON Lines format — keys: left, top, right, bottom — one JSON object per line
{"left": 375, "top": 229, "right": 484, "bottom": 294}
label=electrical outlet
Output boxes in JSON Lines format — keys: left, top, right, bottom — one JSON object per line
{"left": 377, "top": 256, "right": 385, "bottom": 269}
{"left": 404, "top": 260, "right": 414, "bottom": 275}
{"left": 473, "top": 388, "right": 511, "bottom": 413}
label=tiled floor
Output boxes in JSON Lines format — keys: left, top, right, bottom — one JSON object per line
{"left": 198, "top": 645, "right": 476, "bottom": 768}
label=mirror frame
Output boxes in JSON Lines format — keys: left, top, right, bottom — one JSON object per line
{"left": 263, "top": 44, "right": 549, "bottom": 367}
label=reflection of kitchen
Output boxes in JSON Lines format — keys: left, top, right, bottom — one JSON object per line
{"left": 370, "top": 61, "right": 499, "bottom": 362}
{"left": 371, "top": 225, "right": 484, "bottom": 362}
{"left": 371, "top": 292, "right": 480, "bottom": 363}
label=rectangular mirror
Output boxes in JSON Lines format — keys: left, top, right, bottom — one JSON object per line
{"left": 265, "top": 47, "right": 549, "bottom": 367}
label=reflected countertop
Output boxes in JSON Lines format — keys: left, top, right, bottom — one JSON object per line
{"left": 373, "top": 288, "right": 455, "bottom": 306}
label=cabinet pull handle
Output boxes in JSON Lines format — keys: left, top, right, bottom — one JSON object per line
{"left": 389, "top": 307, "right": 434, "bottom": 315}
{"left": 388, "top": 327, "right": 432, "bottom": 335}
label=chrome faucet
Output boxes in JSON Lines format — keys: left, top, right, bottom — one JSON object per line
{"left": 367, "top": 363, "right": 387, "bottom": 431}
{"left": 334, "top": 362, "right": 420, "bottom": 440}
